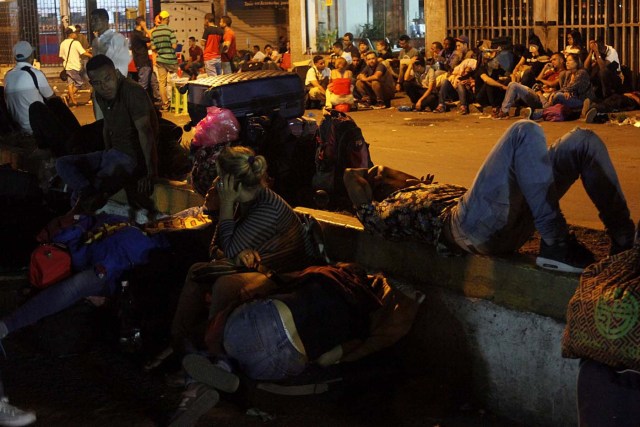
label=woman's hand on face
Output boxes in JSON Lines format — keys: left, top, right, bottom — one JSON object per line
{"left": 235, "top": 249, "right": 261, "bottom": 268}
{"left": 217, "top": 174, "right": 242, "bottom": 206}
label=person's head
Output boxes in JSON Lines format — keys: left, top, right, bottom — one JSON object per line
{"left": 565, "top": 52, "right": 582, "bottom": 71}
{"left": 313, "top": 55, "right": 326, "bottom": 70}
{"left": 264, "top": 44, "right": 273, "bottom": 55}
{"left": 204, "top": 13, "right": 215, "bottom": 25}
{"left": 567, "top": 30, "right": 583, "bottom": 47}
{"left": 335, "top": 56, "right": 347, "bottom": 70}
{"left": 188, "top": 36, "right": 197, "bottom": 47}
{"left": 158, "top": 10, "right": 170, "bottom": 24}
{"left": 375, "top": 40, "right": 389, "bottom": 52}
{"left": 443, "top": 36, "right": 456, "bottom": 52}
{"left": 13, "top": 41, "right": 34, "bottom": 64}
{"left": 154, "top": 14, "right": 162, "bottom": 26}
{"left": 216, "top": 146, "right": 267, "bottom": 194}
{"left": 455, "top": 35, "right": 469, "bottom": 53}
{"left": 253, "top": 45, "right": 260, "bottom": 54}
{"left": 65, "top": 26, "right": 77, "bottom": 38}
{"left": 75, "top": 24, "right": 82, "bottom": 32}
{"left": 219, "top": 16, "right": 232, "bottom": 28}
{"left": 594, "top": 38, "right": 607, "bottom": 54}
{"left": 412, "top": 56, "right": 426, "bottom": 72}
{"left": 342, "top": 32, "right": 354, "bottom": 47}
{"left": 86, "top": 54, "right": 119, "bottom": 100}
{"left": 550, "top": 52, "right": 566, "bottom": 70}
{"left": 358, "top": 40, "right": 369, "bottom": 53}
{"left": 430, "top": 41, "right": 443, "bottom": 54}
{"left": 398, "top": 34, "right": 411, "bottom": 50}
{"left": 135, "top": 16, "right": 145, "bottom": 29}
{"left": 90, "top": 9, "right": 110, "bottom": 35}
{"left": 528, "top": 34, "right": 543, "bottom": 54}
{"left": 332, "top": 42, "right": 344, "bottom": 55}
{"left": 365, "top": 51, "right": 378, "bottom": 67}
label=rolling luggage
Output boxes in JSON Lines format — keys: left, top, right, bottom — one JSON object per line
{"left": 185, "top": 70, "right": 305, "bottom": 126}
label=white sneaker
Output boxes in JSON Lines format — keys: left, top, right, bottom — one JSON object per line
{"left": 0, "top": 398, "right": 36, "bottom": 427}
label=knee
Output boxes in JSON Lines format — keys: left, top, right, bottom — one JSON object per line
{"left": 552, "top": 127, "right": 607, "bottom": 157}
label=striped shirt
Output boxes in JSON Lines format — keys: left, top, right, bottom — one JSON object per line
{"left": 217, "top": 188, "right": 310, "bottom": 273}
{"left": 151, "top": 24, "right": 177, "bottom": 65}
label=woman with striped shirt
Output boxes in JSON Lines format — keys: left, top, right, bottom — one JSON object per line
{"left": 169, "top": 146, "right": 312, "bottom": 356}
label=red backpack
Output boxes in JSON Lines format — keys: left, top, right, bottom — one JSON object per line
{"left": 29, "top": 243, "right": 72, "bottom": 288}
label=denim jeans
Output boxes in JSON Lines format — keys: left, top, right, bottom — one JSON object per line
{"left": 549, "top": 92, "right": 585, "bottom": 109}
{"left": 223, "top": 299, "right": 307, "bottom": 381}
{"left": 2, "top": 268, "right": 112, "bottom": 334}
{"left": 451, "top": 120, "right": 634, "bottom": 254}
{"left": 438, "top": 79, "right": 459, "bottom": 106}
{"left": 204, "top": 58, "right": 222, "bottom": 76}
{"left": 56, "top": 149, "right": 137, "bottom": 206}
{"left": 221, "top": 61, "right": 233, "bottom": 75}
{"left": 501, "top": 82, "right": 543, "bottom": 114}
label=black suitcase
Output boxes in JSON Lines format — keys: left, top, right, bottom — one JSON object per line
{"left": 186, "top": 70, "right": 305, "bottom": 126}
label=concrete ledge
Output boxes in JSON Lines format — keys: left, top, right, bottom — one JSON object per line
{"left": 296, "top": 207, "right": 578, "bottom": 322}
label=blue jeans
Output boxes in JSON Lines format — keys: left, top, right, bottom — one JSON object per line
{"left": 204, "top": 58, "right": 222, "bottom": 76}
{"left": 549, "top": 92, "right": 585, "bottom": 109}
{"left": 2, "top": 268, "right": 113, "bottom": 334}
{"left": 56, "top": 149, "right": 137, "bottom": 206}
{"left": 221, "top": 61, "right": 233, "bottom": 75}
{"left": 223, "top": 300, "right": 307, "bottom": 381}
{"left": 452, "top": 120, "right": 634, "bottom": 254}
{"left": 501, "top": 82, "right": 543, "bottom": 113}
{"left": 438, "top": 79, "right": 459, "bottom": 106}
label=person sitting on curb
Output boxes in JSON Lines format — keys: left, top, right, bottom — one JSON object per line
{"left": 344, "top": 120, "right": 636, "bottom": 273}
{"left": 55, "top": 54, "right": 159, "bottom": 217}
{"left": 168, "top": 263, "right": 423, "bottom": 426}
{"left": 355, "top": 51, "right": 395, "bottom": 109}
{"left": 402, "top": 56, "right": 436, "bottom": 111}
{"left": 305, "top": 55, "right": 330, "bottom": 105}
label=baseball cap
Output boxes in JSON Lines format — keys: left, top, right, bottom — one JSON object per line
{"left": 13, "top": 41, "right": 34, "bottom": 61}
{"left": 455, "top": 35, "right": 470, "bottom": 45}
{"left": 159, "top": 10, "right": 170, "bottom": 19}
{"left": 68, "top": 25, "right": 77, "bottom": 32}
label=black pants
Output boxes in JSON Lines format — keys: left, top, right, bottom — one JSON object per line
{"left": 595, "top": 93, "right": 639, "bottom": 114}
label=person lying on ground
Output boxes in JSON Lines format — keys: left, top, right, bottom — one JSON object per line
{"left": 169, "top": 263, "right": 423, "bottom": 426}
{"left": 583, "top": 91, "right": 640, "bottom": 123}
{"left": 344, "top": 120, "right": 636, "bottom": 273}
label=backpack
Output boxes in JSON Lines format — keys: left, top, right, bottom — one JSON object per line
{"left": 542, "top": 103, "right": 572, "bottom": 122}
{"left": 312, "top": 109, "right": 373, "bottom": 209}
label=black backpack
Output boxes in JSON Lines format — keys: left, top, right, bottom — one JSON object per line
{"left": 312, "top": 109, "right": 373, "bottom": 209}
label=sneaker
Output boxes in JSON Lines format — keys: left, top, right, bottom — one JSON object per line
{"left": 468, "top": 103, "right": 482, "bottom": 114}
{"left": 458, "top": 105, "right": 469, "bottom": 115}
{"left": 168, "top": 383, "right": 219, "bottom": 427}
{"left": 492, "top": 110, "right": 510, "bottom": 120}
{"left": 371, "top": 102, "right": 386, "bottom": 110}
{"left": 585, "top": 107, "right": 598, "bottom": 124}
{"left": 536, "top": 233, "right": 596, "bottom": 274}
{"left": 0, "top": 398, "right": 36, "bottom": 426}
{"left": 581, "top": 98, "right": 592, "bottom": 118}
{"left": 183, "top": 354, "right": 240, "bottom": 393}
{"left": 520, "top": 107, "right": 532, "bottom": 120}
{"left": 433, "top": 104, "right": 446, "bottom": 113}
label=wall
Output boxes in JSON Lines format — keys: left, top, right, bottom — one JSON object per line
{"left": 160, "top": 1, "right": 212, "bottom": 48}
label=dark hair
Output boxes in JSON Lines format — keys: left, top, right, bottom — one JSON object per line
{"left": 528, "top": 34, "right": 542, "bottom": 48}
{"left": 135, "top": 16, "right": 145, "bottom": 26}
{"left": 444, "top": 36, "right": 456, "bottom": 51}
{"left": 566, "top": 52, "right": 583, "bottom": 68}
{"left": 365, "top": 51, "right": 377, "bottom": 59}
{"left": 343, "top": 32, "right": 353, "bottom": 41}
{"left": 189, "top": 36, "right": 196, "bottom": 42}
{"left": 432, "top": 41, "right": 443, "bottom": 50}
{"left": 75, "top": 24, "right": 82, "bottom": 31}
{"left": 91, "top": 9, "right": 109, "bottom": 21}
{"left": 399, "top": 34, "right": 410, "bottom": 42}
{"left": 567, "top": 30, "right": 583, "bottom": 47}
{"left": 86, "top": 54, "right": 114, "bottom": 73}
{"left": 376, "top": 39, "right": 389, "bottom": 50}
{"left": 65, "top": 27, "right": 75, "bottom": 36}
{"left": 220, "top": 15, "right": 232, "bottom": 26}
{"left": 413, "top": 57, "right": 425, "bottom": 67}
{"left": 358, "top": 39, "right": 368, "bottom": 46}
{"left": 205, "top": 13, "right": 215, "bottom": 23}
{"left": 253, "top": 45, "right": 260, "bottom": 50}
{"left": 264, "top": 44, "right": 272, "bottom": 50}
{"left": 313, "top": 55, "right": 324, "bottom": 64}
{"left": 333, "top": 41, "right": 343, "bottom": 50}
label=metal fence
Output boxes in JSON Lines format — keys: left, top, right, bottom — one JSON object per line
{"left": 447, "top": 0, "right": 640, "bottom": 74}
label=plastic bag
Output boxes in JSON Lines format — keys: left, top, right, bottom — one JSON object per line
{"left": 192, "top": 107, "right": 240, "bottom": 148}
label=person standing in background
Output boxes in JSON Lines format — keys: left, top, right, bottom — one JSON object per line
{"left": 219, "top": 15, "right": 237, "bottom": 74}
{"left": 151, "top": 10, "right": 178, "bottom": 110}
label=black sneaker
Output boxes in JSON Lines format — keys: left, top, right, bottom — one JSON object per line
{"left": 536, "top": 233, "right": 595, "bottom": 274}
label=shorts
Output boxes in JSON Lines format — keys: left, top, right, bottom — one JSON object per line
{"left": 66, "top": 69, "right": 84, "bottom": 88}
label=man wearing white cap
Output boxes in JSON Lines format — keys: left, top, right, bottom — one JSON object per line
{"left": 3, "top": 41, "right": 55, "bottom": 134}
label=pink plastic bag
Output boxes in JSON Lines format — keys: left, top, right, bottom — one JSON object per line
{"left": 192, "top": 107, "right": 240, "bottom": 148}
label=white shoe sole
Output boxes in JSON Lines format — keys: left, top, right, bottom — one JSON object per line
{"left": 169, "top": 388, "right": 219, "bottom": 427}
{"left": 535, "top": 256, "right": 585, "bottom": 274}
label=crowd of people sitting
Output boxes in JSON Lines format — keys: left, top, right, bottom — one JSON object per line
{"left": 305, "top": 30, "right": 638, "bottom": 124}
{"left": 0, "top": 23, "right": 639, "bottom": 427}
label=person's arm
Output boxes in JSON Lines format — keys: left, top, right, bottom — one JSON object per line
{"left": 133, "top": 114, "right": 157, "bottom": 195}
{"left": 584, "top": 41, "right": 597, "bottom": 69}
{"left": 481, "top": 72, "right": 508, "bottom": 90}
{"left": 403, "top": 57, "right": 417, "bottom": 82}
{"left": 222, "top": 30, "right": 231, "bottom": 54}
{"left": 307, "top": 68, "right": 326, "bottom": 93}
{"left": 415, "top": 78, "right": 436, "bottom": 110}
{"left": 359, "top": 65, "right": 384, "bottom": 83}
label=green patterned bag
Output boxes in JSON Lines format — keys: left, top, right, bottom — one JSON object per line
{"left": 562, "top": 244, "right": 640, "bottom": 369}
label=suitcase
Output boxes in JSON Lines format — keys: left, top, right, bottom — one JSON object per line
{"left": 186, "top": 70, "right": 305, "bottom": 126}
